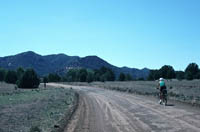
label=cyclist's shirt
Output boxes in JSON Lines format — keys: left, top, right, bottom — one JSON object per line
{"left": 159, "top": 81, "right": 165, "bottom": 87}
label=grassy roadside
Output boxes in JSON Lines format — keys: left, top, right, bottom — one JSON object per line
{"left": 64, "top": 80, "right": 200, "bottom": 106}
{"left": 0, "top": 82, "right": 78, "bottom": 132}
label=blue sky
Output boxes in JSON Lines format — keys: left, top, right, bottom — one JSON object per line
{"left": 0, "top": 0, "right": 200, "bottom": 70}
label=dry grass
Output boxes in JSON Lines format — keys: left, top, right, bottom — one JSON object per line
{"left": 65, "top": 80, "right": 200, "bottom": 105}
{"left": 0, "top": 82, "right": 78, "bottom": 132}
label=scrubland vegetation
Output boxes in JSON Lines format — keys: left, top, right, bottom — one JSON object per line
{"left": 0, "top": 83, "right": 78, "bottom": 132}
{"left": 148, "top": 63, "right": 200, "bottom": 80}
{"left": 66, "top": 80, "right": 200, "bottom": 106}
{"left": 45, "top": 63, "right": 200, "bottom": 83}
{"left": 0, "top": 62, "right": 200, "bottom": 131}
{"left": 0, "top": 67, "right": 40, "bottom": 88}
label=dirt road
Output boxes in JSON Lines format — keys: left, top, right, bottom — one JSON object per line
{"left": 49, "top": 83, "right": 200, "bottom": 132}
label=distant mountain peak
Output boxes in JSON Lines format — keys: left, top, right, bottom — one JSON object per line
{"left": 82, "top": 55, "right": 105, "bottom": 61}
{"left": 17, "top": 51, "right": 41, "bottom": 57}
{"left": 0, "top": 51, "right": 150, "bottom": 78}
{"left": 20, "top": 51, "right": 37, "bottom": 55}
{"left": 84, "top": 55, "right": 99, "bottom": 58}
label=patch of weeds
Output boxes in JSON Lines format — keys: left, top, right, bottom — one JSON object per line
{"left": 30, "top": 126, "right": 42, "bottom": 132}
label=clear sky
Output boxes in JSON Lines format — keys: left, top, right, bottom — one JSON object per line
{"left": 0, "top": 0, "right": 200, "bottom": 70}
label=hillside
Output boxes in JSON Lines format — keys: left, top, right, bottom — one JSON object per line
{"left": 0, "top": 51, "right": 149, "bottom": 79}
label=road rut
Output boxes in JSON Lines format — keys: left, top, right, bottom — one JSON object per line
{"left": 49, "top": 83, "right": 200, "bottom": 132}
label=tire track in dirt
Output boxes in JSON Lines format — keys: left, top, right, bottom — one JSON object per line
{"left": 48, "top": 83, "right": 200, "bottom": 132}
{"left": 111, "top": 93, "right": 200, "bottom": 131}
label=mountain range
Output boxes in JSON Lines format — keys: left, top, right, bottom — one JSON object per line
{"left": 0, "top": 51, "right": 150, "bottom": 79}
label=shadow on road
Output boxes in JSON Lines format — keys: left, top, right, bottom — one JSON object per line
{"left": 166, "top": 104, "right": 175, "bottom": 106}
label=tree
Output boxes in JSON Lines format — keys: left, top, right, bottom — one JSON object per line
{"left": 0, "top": 68, "right": 6, "bottom": 81}
{"left": 5, "top": 70, "right": 18, "bottom": 84}
{"left": 176, "top": 71, "right": 185, "bottom": 80}
{"left": 185, "top": 63, "right": 199, "bottom": 80}
{"left": 147, "top": 70, "right": 161, "bottom": 80}
{"left": 17, "top": 69, "right": 40, "bottom": 88}
{"left": 79, "top": 69, "right": 88, "bottom": 82}
{"left": 148, "top": 66, "right": 176, "bottom": 80}
{"left": 100, "top": 74, "right": 106, "bottom": 82}
{"left": 62, "top": 67, "right": 115, "bottom": 82}
{"left": 185, "top": 72, "right": 193, "bottom": 80}
{"left": 86, "top": 71, "right": 94, "bottom": 83}
{"left": 106, "top": 68, "right": 115, "bottom": 81}
{"left": 93, "top": 67, "right": 115, "bottom": 82}
{"left": 119, "top": 73, "right": 126, "bottom": 81}
{"left": 195, "top": 72, "right": 200, "bottom": 79}
{"left": 99, "top": 67, "right": 115, "bottom": 81}
{"left": 159, "top": 65, "right": 176, "bottom": 79}
{"left": 65, "top": 69, "right": 79, "bottom": 82}
{"left": 94, "top": 70, "right": 101, "bottom": 81}
{"left": 48, "top": 73, "right": 61, "bottom": 82}
{"left": 16, "top": 67, "right": 25, "bottom": 80}
{"left": 138, "top": 77, "right": 144, "bottom": 81}
{"left": 125, "top": 74, "right": 132, "bottom": 81}
{"left": 147, "top": 71, "right": 154, "bottom": 81}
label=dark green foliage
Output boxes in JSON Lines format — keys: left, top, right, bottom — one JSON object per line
{"left": 17, "top": 69, "right": 40, "bottom": 88}
{"left": 148, "top": 65, "right": 176, "bottom": 80}
{"left": 101, "top": 67, "right": 115, "bottom": 81}
{"left": 5, "top": 70, "right": 18, "bottom": 84}
{"left": 0, "top": 68, "right": 6, "bottom": 81}
{"left": 119, "top": 73, "right": 125, "bottom": 81}
{"left": 176, "top": 71, "right": 185, "bottom": 80}
{"left": 185, "top": 72, "right": 193, "bottom": 80}
{"left": 48, "top": 73, "right": 61, "bottom": 82}
{"left": 185, "top": 63, "right": 200, "bottom": 80}
{"left": 86, "top": 71, "right": 94, "bottom": 83}
{"left": 147, "top": 70, "right": 161, "bottom": 80}
{"left": 138, "top": 77, "right": 144, "bottom": 81}
{"left": 30, "top": 126, "right": 41, "bottom": 132}
{"left": 100, "top": 74, "right": 106, "bottom": 82}
{"left": 185, "top": 63, "right": 199, "bottom": 75}
{"left": 95, "top": 67, "right": 115, "bottom": 82}
{"left": 62, "top": 67, "right": 115, "bottom": 82}
{"left": 79, "top": 69, "right": 88, "bottom": 82}
{"left": 159, "top": 65, "right": 176, "bottom": 79}
{"left": 195, "top": 72, "right": 200, "bottom": 79}
{"left": 94, "top": 71, "right": 101, "bottom": 81}
{"left": 16, "top": 67, "right": 25, "bottom": 80}
{"left": 64, "top": 69, "right": 78, "bottom": 82}
{"left": 43, "top": 76, "right": 48, "bottom": 83}
{"left": 125, "top": 74, "right": 133, "bottom": 81}
{"left": 106, "top": 69, "right": 115, "bottom": 81}
{"left": 64, "top": 68, "right": 88, "bottom": 82}
{"left": 148, "top": 63, "right": 200, "bottom": 81}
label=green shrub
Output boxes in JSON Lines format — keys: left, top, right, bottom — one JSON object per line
{"left": 16, "top": 67, "right": 25, "bottom": 80}
{"left": 79, "top": 69, "right": 88, "bottom": 82}
{"left": 30, "top": 126, "right": 41, "bottom": 132}
{"left": 119, "top": 73, "right": 125, "bottom": 81}
{"left": 86, "top": 71, "right": 94, "bottom": 83}
{"left": 176, "top": 71, "right": 185, "bottom": 80}
{"left": 185, "top": 63, "right": 200, "bottom": 80}
{"left": 5, "top": 70, "right": 17, "bottom": 84}
{"left": 0, "top": 68, "right": 6, "bottom": 81}
{"left": 125, "top": 74, "right": 133, "bottom": 81}
{"left": 17, "top": 69, "right": 40, "bottom": 88}
{"left": 48, "top": 73, "right": 61, "bottom": 82}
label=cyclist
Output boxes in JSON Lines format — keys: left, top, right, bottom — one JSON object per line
{"left": 157, "top": 78, "right": 167, "bottom": 104}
